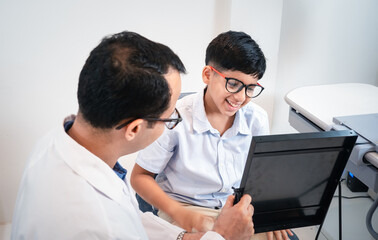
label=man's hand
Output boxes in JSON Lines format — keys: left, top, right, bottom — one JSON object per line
{"left": 212, "top": 194, "right": 254, "bottom": 240}
{"left": 266, "top": 229, "right": 294, "bottom": 240}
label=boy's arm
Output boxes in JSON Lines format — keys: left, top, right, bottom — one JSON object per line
{"left": 131, "top": 164, "right": 213, "bottom": 232}
{"left": 141, "top": 195, "right": 255, "bottom": 240}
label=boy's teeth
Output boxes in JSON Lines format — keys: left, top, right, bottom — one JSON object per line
{"left": 227, "top": 99, "right": 239, "bottom": 107}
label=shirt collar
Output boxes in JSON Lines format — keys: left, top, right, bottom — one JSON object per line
{"left": 191, "top": 88, "right": 252, "bottom": 136}
{"left": 113, "top": 162, "right": 127, "bottom": 180}
{"left": 192, "top": 89, "right": 217, "bottom": 134}
{"left": 227, "top": 108, "right": 251, "bottom": 136}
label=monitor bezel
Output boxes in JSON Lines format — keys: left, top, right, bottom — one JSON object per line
{"left": 237, "top": 130, "right": 357, "bottom": 233}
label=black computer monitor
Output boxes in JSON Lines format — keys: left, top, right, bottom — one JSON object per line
{"left": 233, "top": 130, "right": 357, "bottom": 233}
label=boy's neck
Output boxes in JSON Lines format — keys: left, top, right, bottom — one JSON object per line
{"left": 204, "top": 91, "right": 235, "bottom": 136}
{"left": 207, "top": 113, "right": 235, "bottom": 136}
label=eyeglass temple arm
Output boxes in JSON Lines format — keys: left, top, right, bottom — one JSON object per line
{"left": 209, "top": 66, "right": 225, "bottom": 78}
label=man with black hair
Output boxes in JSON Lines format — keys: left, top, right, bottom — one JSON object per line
{"left": 11, "top": 31, "right": 254, "bottom": 240}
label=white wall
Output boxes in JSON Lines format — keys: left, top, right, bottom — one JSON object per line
{"left": 1, "top": 0, "right": 377, "bottom": 225}
{"left": 0, "top": 0, "right": 220, "bottom": 224}
{"left": 0, "top": 0, "right": 282, "bottom": 224}
{"left": 272, "top": 0, "right": 378, "bottom": 134}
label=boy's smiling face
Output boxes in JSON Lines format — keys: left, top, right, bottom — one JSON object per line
{"left": 203, "top": 66, "right": 259, "bottom": 117}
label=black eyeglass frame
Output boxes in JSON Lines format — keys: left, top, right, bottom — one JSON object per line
{"left": 115, "top": 108, "right": 182, "bottom": 130}
{"left": 209, "top": 66, "right": 265, "bottom": 98}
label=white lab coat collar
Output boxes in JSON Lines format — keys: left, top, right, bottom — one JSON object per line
{"left": 55, "top": 122, "right": 131, "bottom": 211}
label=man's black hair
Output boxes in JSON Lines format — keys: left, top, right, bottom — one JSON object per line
{"left": 205, "top": 31, "right": 266, "bottom": 79}
{"left": 77, "top": 31, "right": 186, "bottom": 129}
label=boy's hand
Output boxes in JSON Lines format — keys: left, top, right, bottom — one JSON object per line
{"left": 212, "top": 194, "right": 254, "bottom": 240}
{"left": 172, "top": 207, "right": 215, "bottom": 232}
{"left": 266, "top": 229, "right": 294, "bottom": 240}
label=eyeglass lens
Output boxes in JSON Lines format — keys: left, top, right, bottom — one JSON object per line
{"left": 226, "top": 79, "right": 262, "bottom": 98}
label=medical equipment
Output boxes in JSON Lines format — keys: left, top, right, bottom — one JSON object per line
{"left": 285, "top": 83, "right": 378, "bottom": 239}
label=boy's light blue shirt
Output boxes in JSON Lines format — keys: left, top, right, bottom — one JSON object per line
{"left": 136, "top": 90, "right": 270, "bottom": 208}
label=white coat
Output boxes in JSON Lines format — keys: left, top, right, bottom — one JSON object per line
{"left": 11, "top": 121, "right": 184, "bottom": 240}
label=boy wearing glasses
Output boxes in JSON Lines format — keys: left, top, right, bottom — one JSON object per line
{"left": 11, "top": 31, "right": 255, "bottom": 240}
{"left": 131, "top": 31, "right": 295, "bottom": 240}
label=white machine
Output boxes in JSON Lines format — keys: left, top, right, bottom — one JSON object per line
{"left": 285, "top": 83, "right": 378, "bottom": 239}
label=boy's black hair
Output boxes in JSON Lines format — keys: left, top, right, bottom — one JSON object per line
{"left": 205, "top": 31, "right": 266, "bottom": 79}
{"left": 77, "top": 31, "right": 186, "bottom": 129}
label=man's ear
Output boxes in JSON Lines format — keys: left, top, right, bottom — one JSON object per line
{"left": 124, "top": 119, "right": 144, "bottom": 141}
{"left": 202, "top": 66, "right": 212, "bottom": 85}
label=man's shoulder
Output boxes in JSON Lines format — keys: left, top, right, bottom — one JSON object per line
{"left": 25, "top": 127, "right": 61, "bottom": 169}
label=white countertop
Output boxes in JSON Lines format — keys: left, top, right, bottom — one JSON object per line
{"left": 285, "top": 83, "right": 378, "bottom": 131}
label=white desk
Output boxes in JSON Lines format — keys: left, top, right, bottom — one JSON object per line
{"left": 285, "top": 83, "right": 378, "bottom": 131}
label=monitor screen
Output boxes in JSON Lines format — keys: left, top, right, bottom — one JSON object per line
{"left": 235, "top": 130, "right": 357, "bottom": 233}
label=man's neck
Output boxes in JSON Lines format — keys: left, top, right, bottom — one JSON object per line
{"left": 67, "top": 117, "right": 120, "bottom": 168}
